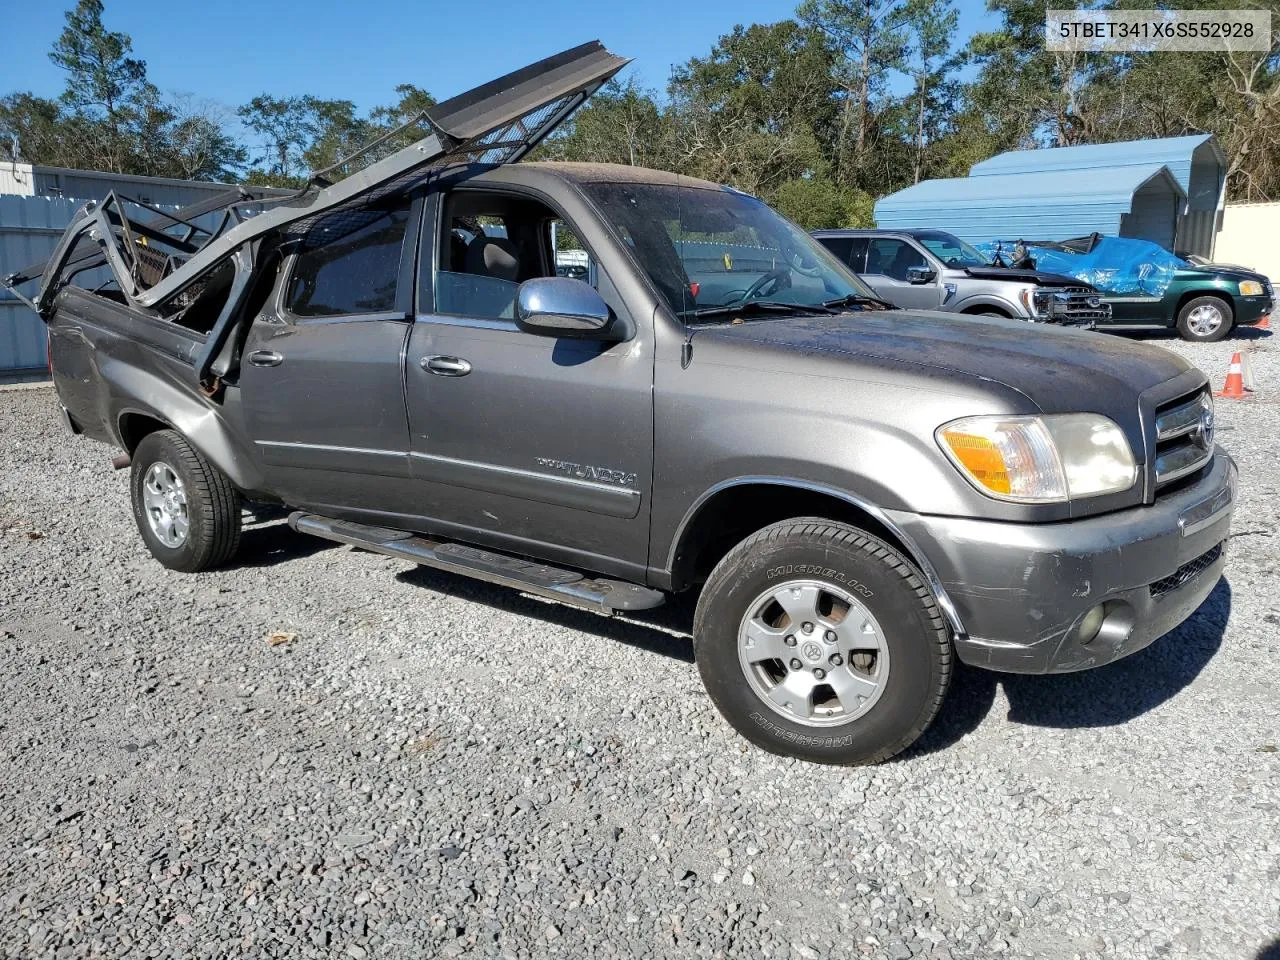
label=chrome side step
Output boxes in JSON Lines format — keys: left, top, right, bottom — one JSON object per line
{"left": 288, "top": 512, "right": 665, "bottom": 614}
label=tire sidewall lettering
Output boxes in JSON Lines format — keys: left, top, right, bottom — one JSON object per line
{"left": 748, "top": 711, "right": 856, "bottom": 748}
{"left": 764, "top": 563, "right": 875, "bottom": 598}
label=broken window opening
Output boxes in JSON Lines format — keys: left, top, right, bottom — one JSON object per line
{"left": 159, "top": 261, "right": 238, "bottom": 335}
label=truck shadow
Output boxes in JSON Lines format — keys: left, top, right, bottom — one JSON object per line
{"left": 910, "top": 578, "right": 1231, "bottom": 757}
{"left": 1256, "top": 939, "right": 1280, "bottom": 960}
{"left": 394, "top": 564, "right": 699, "bottom": 664}
{"left": 238, "top": 523, "right": 1231, "bottom": 756}
{"left": 1107, "top": 326, "right": 1270, "bottom": 343}
{"left": 233, "top": 519, "right": 337, "bottom": 568}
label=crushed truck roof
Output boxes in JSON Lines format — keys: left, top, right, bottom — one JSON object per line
{"left": 4, "top": 41, "right": 628, "bottom": 387}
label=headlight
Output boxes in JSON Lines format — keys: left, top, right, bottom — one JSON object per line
{"left": 937, "top": 414, "right": 1137, "bottom": 503}
{"left": 1240, "top": 280, "right": 1264, "bottom": 296}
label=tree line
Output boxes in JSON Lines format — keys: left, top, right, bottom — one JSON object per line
{"left": 3, "top": 0, "right": 1278, "bottom": 228}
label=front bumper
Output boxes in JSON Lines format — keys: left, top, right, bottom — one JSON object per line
{"left": 1237, "top": 294, "right": 1273, "bottom": 325}
{"left": 889, "top": 450, "right": 1236, "bottom": 674}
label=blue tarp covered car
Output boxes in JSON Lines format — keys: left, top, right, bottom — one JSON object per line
{"left": 974, "top": 234, "right": 1274, "bottom": 342}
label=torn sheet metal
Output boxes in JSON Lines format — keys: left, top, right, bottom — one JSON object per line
{"left": 9, "top": 41, "right": 628, "bottom": 318}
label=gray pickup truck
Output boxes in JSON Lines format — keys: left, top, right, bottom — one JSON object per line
{"left": 7, "top": 44, "right": 1235, "bottom": 765}
{"left": 814, "top": 228, "right": 1111, "bottom": 326}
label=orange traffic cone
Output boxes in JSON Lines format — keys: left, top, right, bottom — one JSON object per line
{"left": 1216, "top": 352, "right": 1249, "bottom": 399}
{"left": 1258, "top": 314, "right": 1271, "bottom": 330}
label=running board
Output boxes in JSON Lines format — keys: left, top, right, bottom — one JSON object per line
{"left": 288, "top": 512, "right": 664, "bottom": 614}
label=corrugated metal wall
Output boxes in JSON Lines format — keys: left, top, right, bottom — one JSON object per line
{"left": 0, "top": 197, "right": 84, "bottom": 377}
{"left": 0, "top": 163, "right": 37, "bottom": 197}
{"left": 29, "top": 168, "right": 242, "bottom": 208}
{"left": 2, "top": 193, "right": 277, "bottom": 379}
{"left": 873, "top": 167, "right": 1183, "bottom": 244}
{"left": 966, "top": 136, "right": 1225, "bottom": 258}
{"left": 1121, "top": 177, "right": 1180, "bottom": 249}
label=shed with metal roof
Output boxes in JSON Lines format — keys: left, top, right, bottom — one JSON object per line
{"left": 875, "top": 134, "right": 1225, "bottom": 257}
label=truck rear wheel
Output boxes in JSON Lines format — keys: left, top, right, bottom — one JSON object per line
{"left": 129, "top": 430, "right": 241, "bottom": 572}
{"left": 693, "top": 519, "right": 951, "bottom": 765}
{"left": 1176, "top": 296, "right": 1233, "bottom": 342}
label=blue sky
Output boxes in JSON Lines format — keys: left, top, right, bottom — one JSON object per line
{"left": 1, "top": 0, "right": 999, "bottom": 114}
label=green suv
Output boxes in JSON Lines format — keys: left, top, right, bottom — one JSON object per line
{"left": 994, "top": 234, "right": 1274, "bottom": 342}
{"left": 1103, "top": 260, "right": 1273, "bottom": 342}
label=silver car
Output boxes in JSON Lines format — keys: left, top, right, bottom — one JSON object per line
{"left": 814, "top": 228, "right": 1110, "bottom": 326}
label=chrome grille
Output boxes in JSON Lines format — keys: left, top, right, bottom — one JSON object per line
{"left": 1033, "top": 286, "right": 1112, "bottom": 326}
{"left": 1150, "top": 544, "right": 1222, "bottom": 600}
{"left": 1153, "top": 389, "right": 1214, "bottom": 489}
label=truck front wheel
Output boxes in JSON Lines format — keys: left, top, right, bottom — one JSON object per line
{"left": 693, "top": 519, "right": 951, "bottom": 765}
{"left": 129, "top": 430, "right": 242, "bottom": 572}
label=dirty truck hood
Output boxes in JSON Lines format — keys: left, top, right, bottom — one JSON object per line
{"left": 694, "top": 310, "right": 1195, "bottom": 416}
{"left": 961, "top": 266, "right": 1085, "bottom": 287}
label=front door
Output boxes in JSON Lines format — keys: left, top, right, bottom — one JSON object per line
{"left": 861, "top": 237, "right": 944, "bottom": 310}
{"left": 403, "top": 186, "right": 654, "bottom": 581}
{"left": 239, "top": 196, "right": 420, "bottom": 514}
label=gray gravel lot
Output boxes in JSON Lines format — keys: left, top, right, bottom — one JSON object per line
{"left": 2, "top": 328, "right": 1278, "bottom": 960}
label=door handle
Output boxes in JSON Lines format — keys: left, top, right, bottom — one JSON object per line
{"left": 422, "top": 355, "right": 472, "bottom": 377}
{"left": 248, "top": 350, "right": 283, "bottom": 367}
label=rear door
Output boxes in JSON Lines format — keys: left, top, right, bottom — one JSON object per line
{"left": 816, "top": 235, "right": 868, "bottom": 274}
{"left": 238, "top": 195, "right": 421, "bottom": 513}
{"left": 403, "top": 185, "right": 654, "bottom": 580}
{"left": 861, "top": 237, "right": 944, "bottom": 310}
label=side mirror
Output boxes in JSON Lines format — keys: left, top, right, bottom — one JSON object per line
{"left": 906, "top": 265, "right": 937, "bottom": 285}
{"left": 516, "top": 277, "right": 622, "bottom": 340}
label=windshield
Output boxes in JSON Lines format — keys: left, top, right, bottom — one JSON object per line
{"left": 911, "top": 231, "right": 989, "bottom": 268}
{"left": 579, "top": 180, "right": 879, "bottom": 319}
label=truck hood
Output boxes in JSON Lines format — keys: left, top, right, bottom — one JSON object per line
{"left": 962, "top": 266, "right": 1088, "bottom": 288}
{"left": 692, "top": 309, "right": 1196, "bottom": 420}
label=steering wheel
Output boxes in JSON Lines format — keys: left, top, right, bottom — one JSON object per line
{"left": 735, "top": 266, "right": 792, "bottom": 304}
{"left": 791, "top": 251, "right": 824, "bottom": 279}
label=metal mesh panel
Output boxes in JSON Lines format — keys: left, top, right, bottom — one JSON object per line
{"left": 285, "top": 205, "right": 392, "bottom": 247}
{"left": 279, "top": 95, "right": 581, "bottom": 237}
{"left": 463, "top": 95, "right": 576, "bottom": 164}
{"left": 1149, "top": 544, "right": 1222, "bottom": 600}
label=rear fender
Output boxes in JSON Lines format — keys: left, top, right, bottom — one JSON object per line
{"left": 103, "top": 359, "right": 263, "bottom": 492}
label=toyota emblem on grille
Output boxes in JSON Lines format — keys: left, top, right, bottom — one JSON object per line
{"left": 1197, "top": 400, "right": 1214, "bottom": 447}
{"left": 1087, "top": 296, "right": 1101, "bottom": 308}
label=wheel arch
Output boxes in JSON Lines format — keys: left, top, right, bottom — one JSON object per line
{"left": 117, "top": 410, "right": 172, "bottom": 453}
{"left": 1175, "top": 288, "right": 1234, "bottom": 321}
{"left": 104, "top": 366, "right": 264, "bottom": 492}
{"left": 959, "top": 302, "right": 1012, "bottom": 318}
{"left": 665, "top": 477, "right": 965, "bottom": 637}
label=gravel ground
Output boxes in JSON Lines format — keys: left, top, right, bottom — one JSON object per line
{"left": 2, "top": 328, "right": 1278, "bottom": 960}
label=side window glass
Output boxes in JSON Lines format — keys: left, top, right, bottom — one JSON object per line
{"left": 820, "top": 236, "right": 854, "bottom": 266}
{"left": 551, "top": 219, "right": 595, "bottom": 285}
{"left": 865, "top": 239, "right": 926, "bottom": 282}
{"left": 846, "top": 238, "right": 868, "bottom": 272}
{"left": 436, "top": 214, "right": 520, "bottom": 321}
{"left": 286, "top": 203, "right": 410, "bottom": 317}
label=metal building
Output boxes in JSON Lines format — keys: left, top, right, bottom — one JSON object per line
{"left": 0, "top": 197, "right": 85, "bottom": 379}
{"left": 874, "top": 134, "right": 1226, "bottom": 258}
{"left": 0, "top": 161, "right": 246, "bottom": 207}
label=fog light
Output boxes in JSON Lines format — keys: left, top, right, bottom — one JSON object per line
{"left": 1076, "top": 604, "right": 1106, "bottom": 645}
